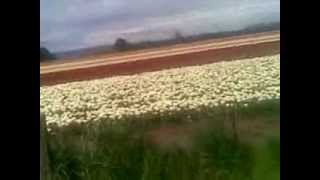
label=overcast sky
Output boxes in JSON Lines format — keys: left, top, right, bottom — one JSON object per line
{"left": 41, "top": 0, "right": 280, "bottom": 52}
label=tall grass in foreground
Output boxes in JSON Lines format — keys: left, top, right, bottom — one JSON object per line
{"left": 47, "top": 100, "right": 279, "bottom": 180}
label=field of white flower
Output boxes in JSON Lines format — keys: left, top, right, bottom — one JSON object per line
{"left": 40, "top": 54, "right": 279, "bottom": 127}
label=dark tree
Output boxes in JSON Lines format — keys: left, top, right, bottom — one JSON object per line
{"left": 174, "top": 31, "right": 185, "bottom": 43}
{"left": 40, "top": 47, "right": 56, "bottom": 62}
{"left": 113, "top": 38, "right": 129, "bottom": 51}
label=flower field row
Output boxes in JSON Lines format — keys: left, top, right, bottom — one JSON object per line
{"left": 40, "top": 54, "right": 280, "bottom": 127}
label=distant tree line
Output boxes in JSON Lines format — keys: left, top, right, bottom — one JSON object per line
{"left": 48, "top": 22, "right": 280, "bottom": 59}
{"left": 112, "top": 30, "right": 186, "bottom": 52}
{"left": 111, "top": 22, "right": 279, "bottom": 53}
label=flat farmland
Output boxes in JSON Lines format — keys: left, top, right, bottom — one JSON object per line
{"left": 40, "top": 31, "right": 279, "bottom": 86}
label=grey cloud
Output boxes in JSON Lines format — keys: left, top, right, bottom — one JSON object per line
{"left": 41, "top": 0, "right": 280, "bottom": 52}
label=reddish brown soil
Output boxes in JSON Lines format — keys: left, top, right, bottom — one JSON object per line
{"left": 40, "top": 32, "right": 279, "bottom": 86}
{"left": 41, "top": 31, "right": 279, "bottom": 67}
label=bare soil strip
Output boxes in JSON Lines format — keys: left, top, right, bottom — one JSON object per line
{"left": 41, "top": 31, "right": 279, "bottom": 67}
{"left": 40, "top": 31, "right": 279, "bottom": 86}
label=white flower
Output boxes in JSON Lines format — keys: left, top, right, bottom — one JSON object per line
{"left": 40, "top": 54, "right": 280, "bottom": 127}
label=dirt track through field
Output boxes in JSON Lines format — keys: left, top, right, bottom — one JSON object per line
{"left": 40, "top": 31, "right": 280, "bottom": 86}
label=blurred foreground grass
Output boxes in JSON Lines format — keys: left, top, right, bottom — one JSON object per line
{"left": 48, "top": 100, "right": 279, "bottom": 180}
